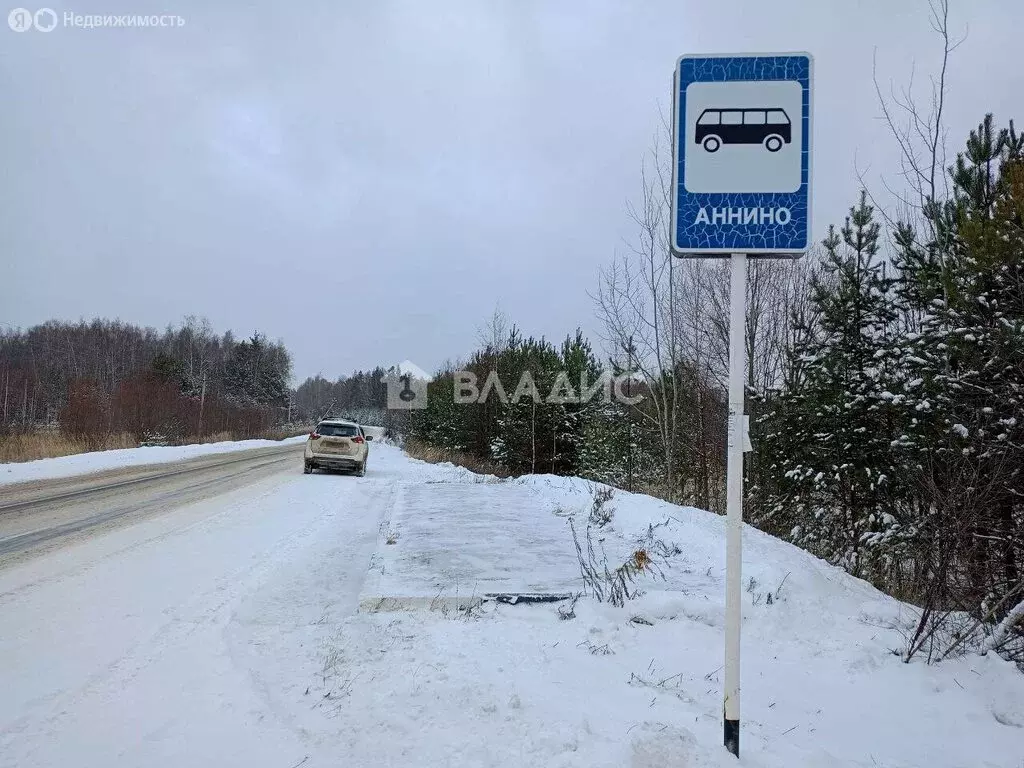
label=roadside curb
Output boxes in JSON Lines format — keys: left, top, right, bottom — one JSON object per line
{"left": 355, "top": 480, "right": 402, "bottom": 608}
{"left": 358, "top": 592, "right": 575, "bottom": 614}
{"left": 358, "top": 595, "right": 484, "bottom": 613}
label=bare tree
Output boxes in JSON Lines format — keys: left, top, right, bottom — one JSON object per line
{"left": 863, "top": 0, "right": 966, "bottom": 250}
{"left": 593, "top": 128, "right": 682, "bottom": 499}
{"left": 595, "top": 104, "right": 819, "bottom": 506}
{"left": 688, "top": 256, "right": 816, "bottom": 395}
{"left": 476, "top": 306, "right": 510, "bottom": 355}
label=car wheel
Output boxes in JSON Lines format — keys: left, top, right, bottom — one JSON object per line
{"left": 356, "top": 461, "right": 366, "bottom": 477}
{"left": 303, "top": 461, "right": 313, "bottom": 474}
{"left": 702, "top": 135, "right": 721, "bottom": 152}
{"left": 764, "top": 134, "right": 784, "bottom": 152}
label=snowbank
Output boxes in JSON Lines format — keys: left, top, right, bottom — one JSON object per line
{"left": 0, "top": 435, "right": 308, "bottom": 487}
{"left": 325, "top": 451, "right": 1024, "bottom": 767}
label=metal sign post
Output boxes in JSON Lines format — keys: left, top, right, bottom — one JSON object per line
{"left": 724, "top": 250, "right": 746, "bottom": 755}
{"left": 670, "top": 52, "right": 813, "bottom": 758}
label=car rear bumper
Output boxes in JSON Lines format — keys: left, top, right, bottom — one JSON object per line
{"left": 306, "top": 453, "right": 362, "bottom": 470}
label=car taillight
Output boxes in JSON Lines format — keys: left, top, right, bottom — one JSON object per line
{"left": 310, "top": 432, "right": 320, "bottom": 439}
{"left": 352, "top": 435, "right": 364, "bottom": 444}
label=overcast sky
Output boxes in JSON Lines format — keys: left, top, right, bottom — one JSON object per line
{"left": 2, "top": 1, "right": 1021, "bottom": 382}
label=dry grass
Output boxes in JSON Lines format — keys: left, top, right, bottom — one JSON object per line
{"left": 0, "top": 432, "right": 137, "bottom": 463}
{"left": 260, "top": 427, "right": 310, "bottom": 442}
{"left": 403, "top": 438, "right": 512, "bottom": 478}
{"left": 193, "top": 428, "right": 307, "bottom": 444}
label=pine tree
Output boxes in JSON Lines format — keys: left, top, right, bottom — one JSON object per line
{"left": 411, "top": 372, "right": 465, "bottom": 452}
{"left": 891, "top": 115, "right": 1024, "bottom": 613}
{"left": 577, "top": 399, "right": 633, "bottom": 487}
{"left": 756, "top": 192, "right": 903, "bottom": 575}
{"left": 551, "top": 331, "right": 603, "bottom": 475}
{"left": 222, "top": 333, "right": 291, "bottom": 408}
{"left": 490, "top": 336, "right": 562, "bottom": 474}
{"left": 150, "top": 352, "right": 183, "bottom": 386}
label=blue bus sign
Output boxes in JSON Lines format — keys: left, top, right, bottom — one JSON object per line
{"left": 671, "top": 52, "right": 813, "bottom": 257}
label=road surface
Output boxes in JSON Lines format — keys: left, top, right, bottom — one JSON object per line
{"left": 0, "top": 442, "right": 396, "bottom": 768}
{"left": 0, "top": 443, "right": 304, "bottom": 561}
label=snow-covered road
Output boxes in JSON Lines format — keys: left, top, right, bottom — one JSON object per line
{"left": 0, "top": 443, "right": 304, "bottom": 560}
{"left": 0, "top": 447, "right": 397, "bottom": 768}
{"left": 2, "top": 443, "right": 1021, "bottom": 768}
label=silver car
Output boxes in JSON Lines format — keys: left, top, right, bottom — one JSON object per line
{"left": 303, "top": 419, "right": 372, "bottom": 475}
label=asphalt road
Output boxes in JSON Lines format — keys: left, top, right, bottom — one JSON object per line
{"left": 0, "top": 443, "right": 394, "bottom": 768}
{"left": 0, "top": 443, "right": 305, "bottom": 562}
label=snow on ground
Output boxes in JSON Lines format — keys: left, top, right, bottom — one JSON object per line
{"left": 322, "top": 450, "right": 1024, "bottom": 767}
{"left": 0, "top": 434, "right": 308, "bottom": 486}
{"left": 359, "top": 470, "right": 580, "bottom": 607}
{"left": 1, "top": 443, "right": 1021, "bottom": 768}
{"left": 0, "top": 449, "right": 387, "bottom": 767}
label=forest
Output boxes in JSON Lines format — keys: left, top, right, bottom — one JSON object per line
{"left": 0, "top": 316, "right": 295, "bottom": 454}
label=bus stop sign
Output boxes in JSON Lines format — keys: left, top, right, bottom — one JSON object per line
{"left": 671, "top": 52, "right": 813, "bottom": 257}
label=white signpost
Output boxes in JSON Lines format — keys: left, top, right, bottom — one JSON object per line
{"left": 671, "top": 52, "right": 813, "bottom": 758}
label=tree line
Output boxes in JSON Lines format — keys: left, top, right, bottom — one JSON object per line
{"left": 753, "top": 116, "right": 1023, "bottom": 662}
{"left": 292, "top": 369, "right": 389, "bottom": 427}
{"left": 0, "top": 316, "right": 294, "bottom": 444}
{"left": 405, "top": 322, "right": 729, "bottom": 501}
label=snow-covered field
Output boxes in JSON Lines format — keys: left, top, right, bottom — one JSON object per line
{"left": 0, "top": 434, "right": 308, "bottom": 486}
{"left": 1, "top": 443, "right": 1020, "bottom": 767}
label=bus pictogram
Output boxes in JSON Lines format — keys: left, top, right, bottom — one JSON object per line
{"left": 694, "top": 108, "right": 792, "bottom": 153}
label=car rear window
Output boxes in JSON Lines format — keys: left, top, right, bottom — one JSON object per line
{"left": 317, "top": 423, "right": 359, "bottom": 437}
